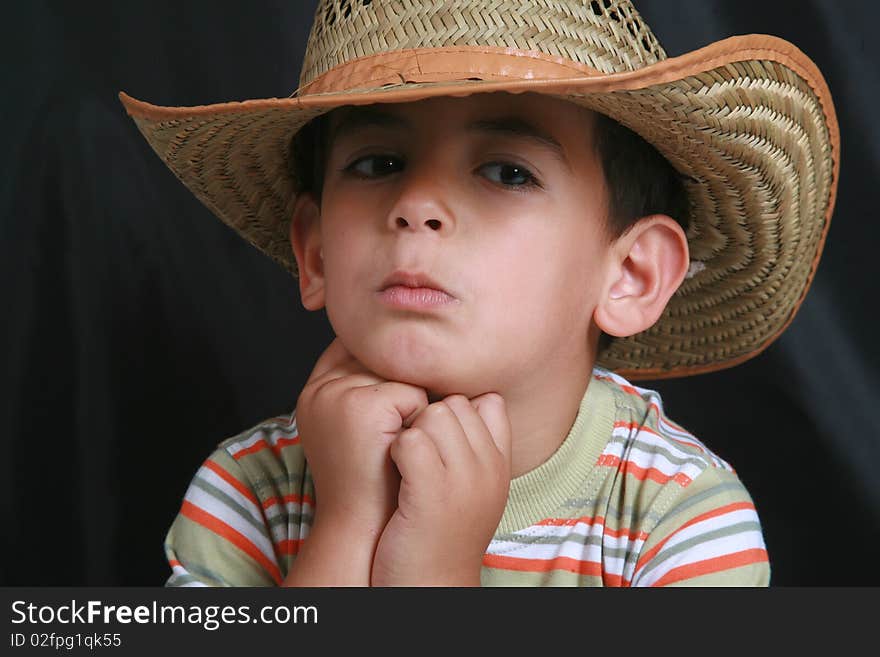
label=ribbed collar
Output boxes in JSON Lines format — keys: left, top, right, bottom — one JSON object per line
{"left": 496, "top": 372, "right": 617, "bottom": 534}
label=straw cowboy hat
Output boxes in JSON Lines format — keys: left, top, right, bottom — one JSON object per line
{"left": 118, "top": 0, "right": 839, "bottom": 380}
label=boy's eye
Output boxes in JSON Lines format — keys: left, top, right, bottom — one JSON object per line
{"left": 344, "top": 154, "right": 403, "bottom": 178}
{"left": 478, "top": 162, "right": 540, "bottom": 190}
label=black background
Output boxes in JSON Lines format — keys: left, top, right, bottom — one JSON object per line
{"left": 3, "top": 1, "right": 878, "bottom": 585}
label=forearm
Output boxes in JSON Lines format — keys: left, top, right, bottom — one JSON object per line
{"left": 281, "top": 514, "right": 382, "bottom": 587}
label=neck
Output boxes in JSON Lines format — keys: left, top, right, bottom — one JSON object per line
{"left": 500, "top": 347, "right": 596, "bottom": 478}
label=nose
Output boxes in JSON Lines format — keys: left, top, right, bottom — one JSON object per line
{"left": 392, "top": 216, "right": 443, "bottom": 231}
{"left": 385, "top": 161, "right": 456, "bottom": 235}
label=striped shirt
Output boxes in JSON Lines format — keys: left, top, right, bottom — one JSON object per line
{"left": 165, "top": 367, "right": 770, "bottom": 586}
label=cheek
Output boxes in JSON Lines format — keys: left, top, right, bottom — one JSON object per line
{"left": 481, "top": 224, "right": 602, "bottom": 329}
{"left": 472, "top": 230, "right": 569, "bottom": 319}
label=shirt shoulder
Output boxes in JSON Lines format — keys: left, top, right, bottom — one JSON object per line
{"left": 592, "top": 368, "right": 770, "bottom": 586}
{"left": 483, "top": 369, "right": 769, "bottom": 586}
{"left": 164, "top": 410, "right": 313, "bottom": 586}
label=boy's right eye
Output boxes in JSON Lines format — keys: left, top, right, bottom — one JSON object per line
{"left": 343, "top": 154, "right": 404, "bottom": 178}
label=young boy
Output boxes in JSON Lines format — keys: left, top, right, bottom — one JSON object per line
{"left": 119, "top": 0, "right": 838, "bottom": 586}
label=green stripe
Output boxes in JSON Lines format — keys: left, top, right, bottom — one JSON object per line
{"left": 661, "top": 480, "right": 746, "bottom": 524}
{"left": 561, "top": 494, "right": 668, "bottom": 528}
{"left": 191, "top": 476, "right": 270, "bottom": 541}
{"left": 489, "top": 531, "right": 636, "bottom": 563}
{"left": 636, "top": 521, "right": 762, "bottom": 580}
{"left": 606, "top": 435, "right": 709, "bottom": 469}
{"left": 267, "top": 510, "right": 314, "bottom": 531}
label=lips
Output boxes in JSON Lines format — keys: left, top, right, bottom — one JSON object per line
{"left": 378, "top": 270, "right": 457, "bottom": 310}
{"left": 379, "top": 270, "right": 451, "bottom": 295}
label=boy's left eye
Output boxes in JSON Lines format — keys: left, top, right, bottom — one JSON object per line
{"left": 344, "top": 154, "right": 403, "bottom": 178}
{"left": 478, "top": 162, "right": 540, "bottom": 190}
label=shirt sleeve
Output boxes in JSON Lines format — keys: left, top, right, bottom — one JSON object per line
{"left": 629, "top": 467, "right": 771, "bottom": 587}
{"left": 164, "top": 446, "right": 282, "bottom": 587}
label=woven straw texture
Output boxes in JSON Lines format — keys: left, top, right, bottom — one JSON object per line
{"left": 121, "top": 0, "right": 837, "bottom": 379}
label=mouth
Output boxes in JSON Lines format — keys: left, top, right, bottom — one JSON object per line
{"left": 377, "top": 270, "right": 458, "bottom": 310}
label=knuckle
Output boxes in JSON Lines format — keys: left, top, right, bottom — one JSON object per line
{"left": 400, "top": 426, "right": 426, "bottom": 442}
{"left": 444, "top": 394, "right": 469, "bottom": 410}
{"left": 424, "top": 402, "right": 451, "bottom": 419}
{"left": 484, "top": 392, "right": 503, "bottom": 407}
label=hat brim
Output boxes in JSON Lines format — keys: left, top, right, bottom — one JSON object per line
{"left": 119, "top": 34, "right": 839, "bottom": 380}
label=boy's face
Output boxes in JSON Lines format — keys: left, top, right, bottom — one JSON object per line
{"left": 297, "top": 92, "right": 614, "bottom": 399}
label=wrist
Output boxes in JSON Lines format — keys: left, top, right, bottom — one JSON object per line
{"left": 281, "top": 511, "right": 386, "bottom": 587}
{"left": 371, "top": 555, "right": 484, "bottom": 587}
{"left": 312, "top": 501, "right": 393, "bottom": 540}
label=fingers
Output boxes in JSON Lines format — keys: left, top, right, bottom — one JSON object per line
{"left": 469, "top": 393, "right": 512, "bottom": 468}
{"left": 440, "top": 395, "right": 490, "bottom": 459}
{"left": 362, "top": 381, "right": 429, "bottom": 434}
{"left": 390, "top": 426, "right": 444, "bottom": 488}
{"left": 408, "top": 399, "right": 474, "bottom": 468}
{"left": 403, "top": 393, "right": 510, "bottom": 474}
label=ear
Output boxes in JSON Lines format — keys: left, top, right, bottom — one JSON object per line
{"left": 289, "top": 192, "right": 326, "bottom": 311}
{"left": 594, "top": 215, "right": 690, "bottom": 338}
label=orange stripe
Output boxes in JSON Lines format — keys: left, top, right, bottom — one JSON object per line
{"left": 181, "top": 501, "right": 282, "bottom": 584}
{"left": 596, "top": 375, "right": 698, "bottom": 445}
{"left": 203, "top": 460, "right": 260, "bottom": 506}
{"left": 277, "top": 539, "right": 304, "bottom": 555}
{"left": 613, "top": 420, "right": 710, "bottom": 456}
{"left": 661, "top": 416, "right": 691, "bottom": 435}
{"left": 596, "top": 454, "right": 693, "bottom": 487}
{"left": 634, "top": 501, "right": 757, "bottom": 574}
{"left": 169, "top": 559, "right": 182, "bottom": 568}
{"left": 483, "top": 553, "right": 602, "bottom": 577}
{"left": 262, "top": 493, "right": 316, "bottom": 510}
{"left": 537, "top": 515, "right": 649, "bottom": 542}
{"left": 231, "top": 435, "right": 301, "bottom": 460}
{"left": 613, "top": 420, "right": 708, "bottom": 456}
{"left": 614, "top": 420, "right": 663, "bottom": 437}
{"left": 650, "top": 548, "right": 769, "bottom": 586}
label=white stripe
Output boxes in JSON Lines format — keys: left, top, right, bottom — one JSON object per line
{"left": 634, "top": 529, "right": 767, "bottom": 586}
{"left": 196, "top": 465, "right": 264, "bottom": 526}
{"left": 263, "top": 499, "right": 314, "bottom": 545}
{"left": 488, "top": 524, "right": 646, "bottom": 577}
{"left": 502, "top": 519, "right": 648, "bottom": 553}
{"left": 594, "top": 366, "right": 732, "bottom": 472}
{"left": 184, "top": 486, "right": 278, "bottom": 569}
{"left": 226, "top": 431, "right": 268, "bottom": 457}
{"left": 226, "top": 427, "right": 299, "bottom": 458}
{"left": 267, "top": 427, "right": 298, "bottom": 447}
{"left": 166, "top": 563, "right": 210, "bottom": 587}
{"left": 489, "top": 536, "right": 603, "bottom": 563}
{"left": 609, "top": 424, "right": 710, "bottom": 467}
{"left": 262, "top": 498, "right": 313, "bottom": 521}
{"left": 655, "top": 508, "right": 760, "bottom": 554}
{"left": 487, "top": 538, "right": 630, "bottom": 578}
{"left": 600, "top": 439, "right": 705, "bottom": 482}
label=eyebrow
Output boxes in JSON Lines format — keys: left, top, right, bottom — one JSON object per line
{"left": 330, "top": 107, "right": 570, "bottom": 169}
{"left": 330, "top": 107, "right": 409, "bottom": 142}
{"left": 467, "top": 117, "right": 569, "bottom": 169}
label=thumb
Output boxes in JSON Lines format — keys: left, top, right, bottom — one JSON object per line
{"left": 470, "top": 393, "right": 512, "bottom": 464}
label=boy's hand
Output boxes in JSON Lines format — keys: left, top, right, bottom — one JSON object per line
{"left": 371, "top": 393, "right": 512, "bottom": 587}
{"left": 283, "top": 338, "right": 428, "bottom": 586}
{"left": 296, "top": 337, "right": 429, "bottom": 532}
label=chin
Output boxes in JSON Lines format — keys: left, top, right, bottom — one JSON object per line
{"left": 356, "top": 338, "right": 470, "bottom": 398}
{"left": 369, "top": 354, "right": 455, "bottom": 393}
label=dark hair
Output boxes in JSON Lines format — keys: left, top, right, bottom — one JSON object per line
{"left": 287, "top": 106, "right": 690, "bottom": 354}
{"left": 591, "top": 112, "right": 690, "bottom": 351}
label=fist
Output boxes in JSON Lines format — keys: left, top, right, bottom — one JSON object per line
{"left": 371, "top": 392, "right": 512, "bottom": 586}
{"left": 295, "top": 338, "right": 429, "bottom": 534}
